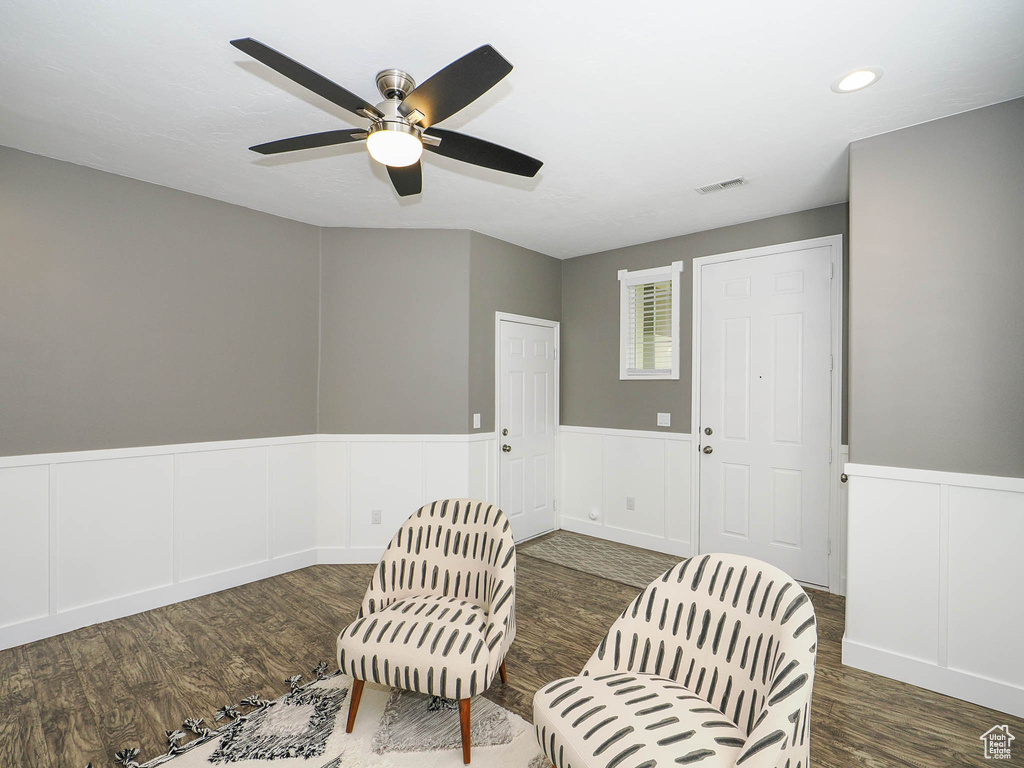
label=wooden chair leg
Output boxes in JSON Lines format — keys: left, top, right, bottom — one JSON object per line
{"left": 499, "top": 660, "right": 507, "bottom": 684}
{"left": 346, "top": 679, "right": 364, "bottom": 734}
{"left": 459, "top": 698, "right": 471, "bottom": 764}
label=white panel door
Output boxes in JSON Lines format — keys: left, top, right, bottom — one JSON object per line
{"left": 699, "top": 246, "right": 832, "bottom": 585}
{"left": 499, "top": 319, "right": 557, "bottom": 541}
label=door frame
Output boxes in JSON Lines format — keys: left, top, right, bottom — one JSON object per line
{"left": 494, "top": 312, "right": 561, "bottom": 537}
{"left": 689, "top": 235, "right": 844, "bottom": 592}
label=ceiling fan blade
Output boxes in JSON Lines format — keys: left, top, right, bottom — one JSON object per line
{"left": 250, "top": 129, "right": 367, "bottom": 155}
{"left": 387, "top": 162, "right": 422, "bottom": 196}
{"left": 231, "top": 37, "right": 383, "bottom": 120}
{"left": 399, "top": 45, "right": 512, "bottom": 128}
{"left": 423, "top": 128, "right": 542, "bottom": 177}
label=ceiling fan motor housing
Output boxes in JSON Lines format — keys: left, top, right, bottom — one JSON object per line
{"left": 369, "top": 72, "right": 422, "bottom": 144}
{"left": 376, "top": 69, "right": 416, "bottom": 100}
{"left": 368, "top": 99, "right": 422, "bottom": 139}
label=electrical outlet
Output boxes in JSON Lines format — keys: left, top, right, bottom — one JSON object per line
{"left": 626, "top": 496, "right": 635, "bottom": 511}
{"left": 657, "top": 412, "right": 671, "bottom": 427}
{"left": 473, "top": 413, "right": 481, "bottom": 429}
{"left": 371, "top": 509, "right": 382, "bottom": 525}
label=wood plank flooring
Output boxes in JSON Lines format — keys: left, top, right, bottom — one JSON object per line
{"left": 1, "top": 536, "right": 1020, "bottom": 767}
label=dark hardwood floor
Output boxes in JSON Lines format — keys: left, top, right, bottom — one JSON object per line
{"left": 1, "top": 539, "right": 1020, "bottom": 767}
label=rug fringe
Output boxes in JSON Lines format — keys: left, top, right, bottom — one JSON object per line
{"left": 96, "top": 662, "right": 339, "bottom": 768}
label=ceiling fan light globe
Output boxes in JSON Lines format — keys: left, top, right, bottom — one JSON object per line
{"left": 366, "top": 124, "right": 422, "bottom": 167}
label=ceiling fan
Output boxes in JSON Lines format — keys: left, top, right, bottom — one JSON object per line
{"left": 230, "top": 38, "right": 543, "bottom": 196}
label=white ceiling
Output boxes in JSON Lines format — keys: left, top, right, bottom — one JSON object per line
{"left": 2, "top": 1, "right": 1022, "bottom": 258}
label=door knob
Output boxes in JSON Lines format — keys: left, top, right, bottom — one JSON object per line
{"left": 703, "top": 445, "right": 713, "bottom": 454}
{"left": 502, "top": 444, "right": 512, "bottom": 453}
{"left": 704, "top": 427, "right": 713, "bottom": 436}
{"left": 502, "top": 428, "right": 508, "bottom": 436}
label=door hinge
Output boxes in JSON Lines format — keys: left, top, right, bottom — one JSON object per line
{"left": 827, "top": 537, "right": 832, "bottom": 555}
{"left": 830, "top": 262, "right": 834, "bottom": 279}
{"left": 553, "top": 347, "right": 558, "bottom": 360}
{"left": 829, "top": 447, "right": 833, "bottom": 463}
{"left": 553, "top": 497, "right": 557, "bottom": 512}
{"left": 829, "top": 354, "right": 834, "bottom": 371}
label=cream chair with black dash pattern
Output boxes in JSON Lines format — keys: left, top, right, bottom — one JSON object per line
{"left": 337, "top": 498, "right": 516, "bottom": 765}
{"left": 533, "top": 553, "right": 817, "bottom": 768}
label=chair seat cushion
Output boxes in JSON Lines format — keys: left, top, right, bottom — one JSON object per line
{"left": 337, "top": 595, "right": 494, "bottom": 699}
{"left": 533, "top": 671, "right": 746, "bottom": 768}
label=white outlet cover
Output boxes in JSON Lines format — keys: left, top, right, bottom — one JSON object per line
{"left": 473, "top": 413, "right": 481, "bottom": 429}
{"left": 657, "top": 413, "right": 671, "bottom": 427}
{"left": 371, "top": 509, "right": 382, "bottom": 525}
{"left": 626, "top": 496, "right": 635, "bottom": 511}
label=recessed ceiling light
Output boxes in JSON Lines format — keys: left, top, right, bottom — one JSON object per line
{"left": 831, "top": 67, "right": 883, "bottom": 93}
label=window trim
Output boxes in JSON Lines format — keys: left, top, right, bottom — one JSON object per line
{"left": 618, "top": 260, "right": 684, "bottom": 380}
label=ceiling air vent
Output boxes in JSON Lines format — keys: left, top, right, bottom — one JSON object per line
{"left": 695, "top": 176, "right": 748, "bottom": 195}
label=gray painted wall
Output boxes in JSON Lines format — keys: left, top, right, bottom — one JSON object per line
{"left": 561, "top": 204, "right": 849, "bottom": 437}
{"left": 317, "top": 228, "right": 471, "bottom": 434}
{"left": 468, "top": 232, "right": 562, "bottom": 432}
{"left": 848, "top": 98, "right": 1024, "bottom": 478}
{"left": 2, "top": 146, "right": 852, "bottom": 454}
{"left": 0, "top": 147, "right": 320, "bottom": 456}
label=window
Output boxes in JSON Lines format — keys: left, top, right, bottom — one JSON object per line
{"left": 618, "top": 260, "right": 683, "bottom": 380}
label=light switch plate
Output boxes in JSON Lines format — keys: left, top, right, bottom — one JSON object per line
{"left": 657, "top": 412, "right": 671, "bottom": 427}
{"left": 473, "top": 413, "right": 481, "bottom": 429}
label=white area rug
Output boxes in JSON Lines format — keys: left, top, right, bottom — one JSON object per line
{"left": 108, "top": 668, "right": 546, "bottom": 768}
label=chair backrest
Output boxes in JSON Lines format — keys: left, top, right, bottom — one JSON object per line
{"left": 359, "top": 499, "right": 516, "bottom": 623}
{"left": 582, "top": 553, "right": 816, "bottom": 767}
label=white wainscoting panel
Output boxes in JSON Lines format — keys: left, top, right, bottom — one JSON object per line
{"left": 603, "top": 435, "right": 666, "bottom": 537}
{"left": 349, "top": 441, "right": 424, "bottom": 551}
{"left": 0, "top": 465, "right": 50, "bottom": 627}
{"left": 665, "top": 440, "right": 692, "bottom": 543}
{"left": 560, "top": 426, "right": 692, "bottom": 558}
{"left": 946, "top": 485, "right": 1024, "bottom": 690}
{"left": 560, "top": 429, "right": 603, "bottom": 522}
{"left": 315, "top": 441, "right": 350, "bottom": 550}
{"left": 270, "top": 443, "right": 318, "bottom": 559}
{"left": 424, "top": 441, "right": 470, "bottom": 504}
{"left": 0, "top": 431, "right": 505, "bottom": 650}
{"left": 844, "top": 475, "right": 940, "bottom": 662}
{"left": 57, "top": 456, "right": 174, "bottom": 611}
{"left": 176, "top": 447, "right": 270, "bottom": 582}
{"left": 843, "top": 463, "right": 1024, "bottom": 717}
{"left": 468, "top": 435, "right": 498, "bottom": 504}
{"left": 0, "top": 435, "right": 319, "bottom": 650}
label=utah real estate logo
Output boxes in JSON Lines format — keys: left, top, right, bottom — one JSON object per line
{"left": 980, "top": 725, "right": 1014, "bottom": 760}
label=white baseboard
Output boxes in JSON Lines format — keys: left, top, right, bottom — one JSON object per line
{"left": 559, "top": 517, "right": 691, "bottom": 559}
{"left": 843, "top": 636, "right": 1024, "bottom": 717}
{"left": 316, "top": 546, "right": 385, "bottom": 565}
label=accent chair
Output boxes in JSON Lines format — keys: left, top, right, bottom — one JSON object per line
{"left": 533, "top": 553, "right": 817, "bottom": 768}
{"left": 337, "top": 498, "right": 517, "bottom": 764}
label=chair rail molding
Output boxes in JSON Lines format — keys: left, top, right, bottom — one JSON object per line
{"left": 842, "top": 462, "right": 1024, "bottom": 717}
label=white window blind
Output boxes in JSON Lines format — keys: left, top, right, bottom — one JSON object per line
{"left": 618, "top": 261, "right": 683, "bottom": 380}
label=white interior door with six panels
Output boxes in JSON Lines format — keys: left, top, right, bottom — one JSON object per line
{"left": 498, "top": 319, "right": 556, "bottom": 542}
{"left": 698, "top": 244, "right": 832, "bottom": 586}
